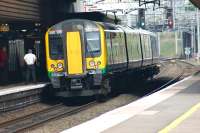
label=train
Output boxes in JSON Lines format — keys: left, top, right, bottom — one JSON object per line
{"left": 45, "top": 19, "right": 160, "bottom": 98}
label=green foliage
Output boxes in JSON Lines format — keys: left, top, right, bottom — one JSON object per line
{"left": 160, "top": 32, "right": 176, "bottom": 57}
{"left": 160, "top": 42, "right": 176, "bottom": 57}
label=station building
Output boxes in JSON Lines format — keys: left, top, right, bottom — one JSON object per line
{"left": 0, "top": 0, "right": 77, "bottom": 84}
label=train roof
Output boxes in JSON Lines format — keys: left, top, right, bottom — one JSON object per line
{"left": 49, "top": 19, "right": 156, "bottom": 37}
{"left": 50, "top": 19, "right": 96, "bottom": 28}
{"left": 121, "top": 26, "right": 157, "bottom": 36}
{"left": 100, "top": 22, "right": 156, "bottom": 36}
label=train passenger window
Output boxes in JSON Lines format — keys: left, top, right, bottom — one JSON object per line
{"left": 141, "top": 35, "right": 151, "bottom": 59}
{"left": 127, "top": 33, "right": 141, "bottom": 61}
{"left": 111, "top": 32, "right": 126, "bottom": 64}
{"left": 48, "top": 34, "right": 64, "bottom": 60}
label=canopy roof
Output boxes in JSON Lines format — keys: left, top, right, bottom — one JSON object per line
{"left": 190, "top": 0, "right": 200, "bottom": 8}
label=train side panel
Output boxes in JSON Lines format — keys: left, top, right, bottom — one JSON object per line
{"left": 104, "top": 31, "right": 128, "bottom": 72}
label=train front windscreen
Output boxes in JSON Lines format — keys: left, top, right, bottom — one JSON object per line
{"left": 48, "top": 33, "right": 64, "bottom": 60}
{"left": 85, "top": 23, "right": 101, "bottom": 57}
{"left": 85, "top": 31, "right": 101, "bottom": 57}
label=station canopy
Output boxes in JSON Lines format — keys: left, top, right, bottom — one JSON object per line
{"left": 190, "top": 0, "right": 200, "bottom": 8}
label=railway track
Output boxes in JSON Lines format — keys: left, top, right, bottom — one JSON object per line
{"left": 0, "top": 83, "right": 50, "bottom": 113}
{"left": 152, "top": 61, "right": 168, "bottom": 79}
{"left": 145, "top": 60, "right": 190, "bottom": 96}
{"left": 0, "top": 101, "right": 98, "bottom": 133}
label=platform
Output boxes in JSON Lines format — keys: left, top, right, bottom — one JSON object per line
{"left": 0, "top": 82, "right": 49, "bottom": 112}
{"left": 0, "top": 83, "right": 48, "bottom": 96}
{"left": 62, "top": 72, "right": 200, "bottom": 133}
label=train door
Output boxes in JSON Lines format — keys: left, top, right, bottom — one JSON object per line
{"left": 141, "top": 34, "right": 152, "bottom": 66}
{"left": 105, "top": 32, "right": 114, "bottom": 71}
{"left": 150, "top": 36, "right": 159, "bottom": 64}
{"left": 62, "top": 23, "right": 85, "bottom": 76}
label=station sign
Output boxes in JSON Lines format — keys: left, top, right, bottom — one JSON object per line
{"left": 184, "top": 47, "right": 191, "bottom": 56}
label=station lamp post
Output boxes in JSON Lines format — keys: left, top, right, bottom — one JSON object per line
{"left": 138, "top": 8, "right": 145, "bottom": 29}
{"left": 168, "top": 16, "right": 173, "bottom": 29}
{"left": 197, "top": 9, "right": 200, "bottom": 59}
{"left": 166, "top": 8, "right": 173, "bottom": 29}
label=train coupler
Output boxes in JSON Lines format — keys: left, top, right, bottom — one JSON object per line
{"left": 70, "top": 79, "right": 83, "bottom": 89}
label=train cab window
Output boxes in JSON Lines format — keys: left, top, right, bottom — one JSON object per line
{"left": 85, "top": 32, "right": 100, "bottom": 56}
{"left": 85, "top": 23, "right": 101, "bottom": 57}
{"left": 48, "top": 34, "right": 64, "bottom": 60}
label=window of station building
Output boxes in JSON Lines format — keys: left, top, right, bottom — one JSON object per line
{"left": 127, "top": 33, "right": 141, "bottom": 61}
{"left": 110, "top": 32, "right": 126, "bottom": 64}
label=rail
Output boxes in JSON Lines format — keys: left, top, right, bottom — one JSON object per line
{"left": 0, "top": 101, "right": 98, "bottom": 133}
{"left": 145, "top": 60, "right": 189, "bottom": 97}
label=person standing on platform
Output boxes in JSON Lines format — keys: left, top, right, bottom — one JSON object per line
{"left": 24, "top": 49, "right": 37, "bottom": 84}
{"left": 0, "top": 47, "right": 8, "bottom": 85}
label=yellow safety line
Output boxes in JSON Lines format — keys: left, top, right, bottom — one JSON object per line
{"left": 159, "top": 102, "right": 200, "bottom": 133}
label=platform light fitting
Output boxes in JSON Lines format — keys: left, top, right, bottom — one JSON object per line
{"left": 21, "top": 29, "right": 27, "bottom": 32}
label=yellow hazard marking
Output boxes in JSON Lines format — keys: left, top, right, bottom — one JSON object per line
{"left": 159, "top": 102, "right": 200, "bottom": 133}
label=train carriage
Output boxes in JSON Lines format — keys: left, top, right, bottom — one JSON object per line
{"left": 45, "top": 19, "right": 159, "bottom": 97}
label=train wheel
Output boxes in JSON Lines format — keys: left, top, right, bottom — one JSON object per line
{"left": 96, "top": 78, "right": 111, "bottom": 102}
{"left": 41, "top": 84, "right": 56, "bottom": 102}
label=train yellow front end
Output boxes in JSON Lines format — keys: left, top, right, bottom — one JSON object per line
{"left": 45, "top": 19, "right": 109, "bottom": 97}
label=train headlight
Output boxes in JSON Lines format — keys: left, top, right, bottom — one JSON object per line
{"left": 57, "top": 63, "right": 63, "bottom": 69}
{"left": 89, "top": 60, "right": 95, "bottom": 67}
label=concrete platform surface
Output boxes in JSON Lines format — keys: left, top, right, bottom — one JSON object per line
{"left": 61, "top": 72, "right": 200, "bottom": 133}
{"left": 170, "top": 104, "right": 200, "bottom": 133}
{"left": 0, "top": 83, "right": 48, "bottom": 96}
